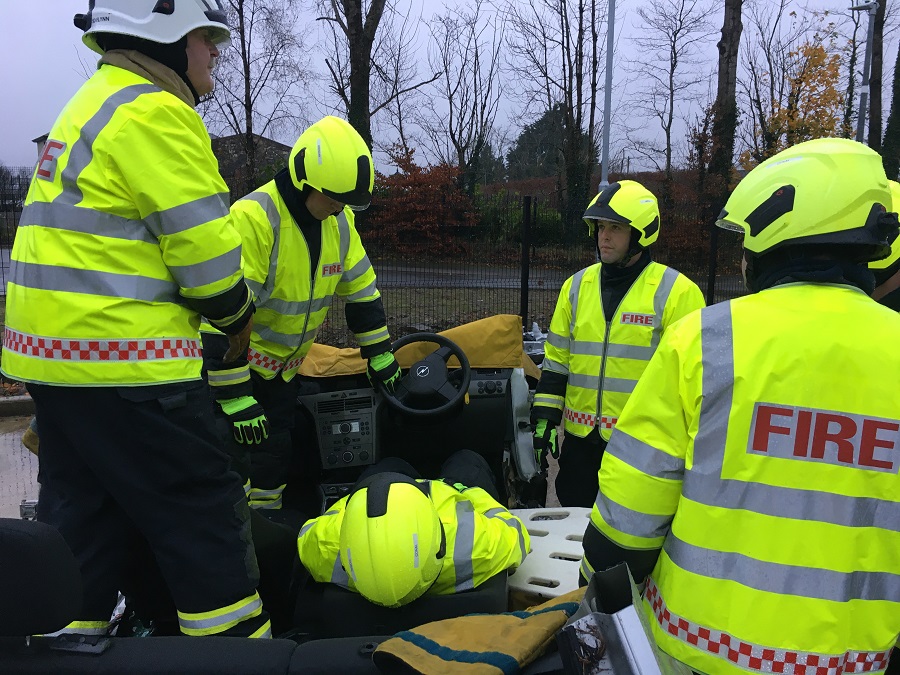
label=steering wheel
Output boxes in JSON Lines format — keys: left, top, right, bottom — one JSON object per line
{"left": 378, "top": 332, "right": 471, "bottom": 419}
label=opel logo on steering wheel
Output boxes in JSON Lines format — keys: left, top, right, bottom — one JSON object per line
{"left": 415, "top": 365, "right": 430, "bottom": 377}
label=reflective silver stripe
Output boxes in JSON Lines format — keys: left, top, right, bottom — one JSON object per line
{"left": 682, "top": 471, "right": 900, "bottom": 532}
{"left": 664, "top": 532, "right": 900, "bottom": 602}
{"left": 606, "top": 428, "right": 685, "bottom": 480}
{"left": 330, "top": 554, "right": 350, "bottom": 586}
{"left": 19, "top": 201, "right": 156, "bottom": 243}
{"left": 453, "top": 501, "right": 476, "bottom": 592}
{"left": 143, "top": 192, "right": 230, "bottom": 237}
{"left": 650, "top": 267, "right": 679, "bottom": 350}
{"left": 207, "top": 368, "right": 249, "bottom": 386}
{"left": 547, "top": 330, "right": 569, "bottom": 351}
{"left": 568, "top": 372, "right": 600, "bottom": 390}
{"left": 246, "top": 278, "right": 263, "bottom": 299}
{"left": 600, "top": 377, "right": 637, "bottom": 394}
{"left": 356, "top": 327, "right": 390, "bottom": 345}
{"left": 239, "top": 192, "right": 281, "bottom": 306}
{"left": 249, "top": 486, "right": 284, "bottom": 499}
{"left": 568, "top": 268, "right": 586, "bottom": 337}
{"left": 10, "top": 260, "right": 181, "bottom": 304}
{"left": 485, "top": 508, "right": 528, "bottom": 561}
{"left": 263, "top": 297, "right": 313, "bottom": 317}
{"left": 542, "top": 356, "right": 569, "bottom": 375}
{"left": 691, "top": 302, "right": 734, "bottom": 472}
{"left": 570, "top": 340, "right": 605, "bottom": 356}
{"left": 178, "top": 594, "right": 262, "bottom": 632}
{"left": 169, "top": 245, "right": 241, "bottom": 289}
{"left": 341, "top": 255, "right": 373, "bottom": 283}
{"left": 54, "top": 83, "right": 159, "bottom": 206}
{"left": 342, "top": 280, "right": 379, "bottom": 302}
{"left": 605, "top": 343, "right": 655, "bottom": 360}
{"left": 533, "top": 393, "right": 564, "bottom": 409}
{"left": 595, "top": 492, "right": 672, "bottom": 539}
{"left": 298, "top": 521, "right": 314, "bottom": 537}
{"left": 336, "top": 210, "right": 351, "bottom": 264}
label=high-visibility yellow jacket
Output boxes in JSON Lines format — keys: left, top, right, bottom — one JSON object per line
{"left": 534, "top": 261, "right": 704, "bottom": 441}
{"left": 297, "top": 480, "right": 530, "bottom": 595}
{"left": 583, "top": 283, "right": 900, "bottom": 674}
{"left": 208, "top": 177, "right": 389, "bottom": 385}
{"left": 2, "top": 64, "right": 250, "bottom": 386}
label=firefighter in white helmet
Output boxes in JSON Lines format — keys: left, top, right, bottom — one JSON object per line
{"left": 2, "top": 1, "right": 270, "bottom": 639}
{"left": 202, "top": 116, "right": 400, "bottom": 511}
{"left": 579, "top": 138, "right": 900, "bottom": 673}
{"left": 530, "top": 180, "right": 705, "bottom": 506}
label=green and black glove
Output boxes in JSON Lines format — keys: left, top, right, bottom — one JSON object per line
{"left": 532, "top": 418, "right": 559, "bottom": 464}
{"left": 219, "top": 395, "right": 270, "bottom": 445}
{"left": 367, "top": 352, "right": 402, "bottom": 394}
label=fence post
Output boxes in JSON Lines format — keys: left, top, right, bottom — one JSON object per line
{"left": 520, "top": 195, "right": 533, "bottom": 329}
{"left": 705, "top": 219, "right": 719, "bottom": 305}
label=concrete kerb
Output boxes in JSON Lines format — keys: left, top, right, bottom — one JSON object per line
{"left": 0, "top": 395, "right": 35, "bottom": 417}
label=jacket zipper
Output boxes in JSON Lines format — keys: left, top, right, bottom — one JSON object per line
{"left": 278, "top": 228, "right": 318, "bottom": 376}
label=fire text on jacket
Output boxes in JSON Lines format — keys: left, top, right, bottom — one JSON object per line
{"left": 321, "top": 263, "right": 343, "bottom": 277}
{"left": 620, "top": 312, "right": 654, "bottom": 325}
{"left": 748, "top": 402, "right": 900, "bottom": 473}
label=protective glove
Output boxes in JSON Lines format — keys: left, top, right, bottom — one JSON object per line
{"left": 218, "top": 396, "right": 270, "bottom": 445}
{"left": 532, "top": 418, "right": 559, "bottom": 464}
{"left": 367, "top": 352, "right": 402, "bottom": 394}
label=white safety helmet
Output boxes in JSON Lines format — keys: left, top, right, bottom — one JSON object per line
{"left": 75, "top": 0, "right": 231, "bottom": 55}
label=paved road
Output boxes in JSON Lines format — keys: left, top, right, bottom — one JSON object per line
{"left": 0, "top": 415, "right": 38, "bottom": 518}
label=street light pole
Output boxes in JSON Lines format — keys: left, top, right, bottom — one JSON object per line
{"left": 600, "top": 0, "right": 616, "bottom": 186}
{"left": 852, "top": 1, "right": 879, "bottom": 143}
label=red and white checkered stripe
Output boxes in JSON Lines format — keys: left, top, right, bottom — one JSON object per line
{"left": 645, "top": 578, "right": 891, "bottom": 675}
{"left": 564, "top": 408, "right": 595, "bottom": 427}
{"left": 247, "top": 348, "right": 303, "bottom": 374}
{"left": 4, "top": 329, "right": 200, "bottom": 361}
{"left": 598, "top": 415, "right": 618, "bottom": 429}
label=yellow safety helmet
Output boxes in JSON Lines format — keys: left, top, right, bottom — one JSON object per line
{"left": 582, "top": 180, "right": 660, "bottom": 248}
{"left": 717, "top": 138, "right": 897, "bottom": 261}
{"left": 339, "top": 473, "right": 445, "bottom": 608}
{"left": 870, "top": 180, "right": 900, "bottom": 279}
{"left": 289, "top": 116, "right": 374, "bottom": 210}
{"left": 75, "top": 0, "right": 231, "bottom": 54}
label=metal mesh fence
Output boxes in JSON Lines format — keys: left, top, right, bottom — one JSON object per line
{"left": 0, "top": 168, "right": 746, "bottom": 348}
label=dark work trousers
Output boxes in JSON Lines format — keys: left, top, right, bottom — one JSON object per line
{"left": 555, "top": 427, "right": 607, "bottom": 507}
{"left": 358, "top": 449, "right": 500, "bottom": 502}
{"left": 245, "top": 370, "right": 300, "bottom": 496}
{"left": 29, "top": 382, "right": 269, "bottom": 637}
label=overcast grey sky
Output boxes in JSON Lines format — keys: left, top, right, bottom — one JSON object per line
{"left": 1, "top": 1, "right": 95, "bottom": 167}
{"left": 2, "top": 1, "right": 894, "bottom": 172}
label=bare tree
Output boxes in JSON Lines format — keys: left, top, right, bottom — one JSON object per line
{"left": 505, "top": 0, "right": 603, "bottom": 238}
{"left": 419, "top": 0, "right": 504, "bottom": 194}
{"left": 704, "top": 0, "right": 742, "bottom": 305}
{"left": 317, "top": 0, "right": 439, "bottom": 149}
{"left": 628, "top": 0, "right": 717, "bottom": 202}
{"left": 868, "top": 0, "right": 886, "bottom": 151}
{"left": 202, "top": 0, "right": 311, "bottom": 189}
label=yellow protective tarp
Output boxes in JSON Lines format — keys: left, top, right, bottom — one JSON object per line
{"left": 298, "top": 314, "right": 541, "bottom": 380}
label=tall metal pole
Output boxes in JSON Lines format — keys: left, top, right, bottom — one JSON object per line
{"left": 600, "top": 0, "right": 616, "bottom": 186}
{"left": 855, "top": 2, "right": 879, "bottom": 143}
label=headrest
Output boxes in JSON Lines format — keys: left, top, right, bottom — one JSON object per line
{"left": 0, "top": 518, "right": 81, "bottom": 636}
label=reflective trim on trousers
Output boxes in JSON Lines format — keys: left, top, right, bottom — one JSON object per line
{"left": 177, "top": 592, "right": 263, "bottom": 636}
{"left": 644, "top": 577, "right": 892, "bottom": 674}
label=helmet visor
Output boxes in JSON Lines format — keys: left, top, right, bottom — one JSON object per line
{"left": 202, "top": 1, "right": 231, "bottom": 47}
